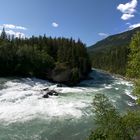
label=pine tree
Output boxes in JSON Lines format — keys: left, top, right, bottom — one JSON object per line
{"left": 127, "top": 31, "right": 140, "bottom": 78}
{"left": 88, "top": 94, "right": 140, "bottom": 140}
{"left": 126, "top": 32, "right": 140, "bottom": 104}
{"left": 0, "top": 27, "right": 7, "bottom": 40}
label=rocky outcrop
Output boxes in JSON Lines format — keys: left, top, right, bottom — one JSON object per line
{"left": 42, "top": 88, "right": 49, "bottom": 91}
{"left": 43, "top": 93, "right": 49, "bottom": 98}
{"left": 51, "top": 68, "right": 71, "bottom": 83}
{"left": 44, "top": 63, "right": 91, "bottom": 86}
{"left": 42, "top": 89, "right": 59, "bottom": 98}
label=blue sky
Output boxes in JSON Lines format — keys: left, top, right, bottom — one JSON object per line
{"left": 0, "top": 0, "right": 140, "bottom": 46}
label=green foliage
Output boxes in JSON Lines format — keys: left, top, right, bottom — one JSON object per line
{"left": 56, "top": 39, "right": 91, "bottom": 75}
{"left": 89, "top": 45, "right": 128, "bottom": 75}
{"left": 122, "top": 111, "right": 140, "bottom": 137}
{"left": 132, "top": 79, "right": 140, "bottom": 104}
{"left": 126, "top": 32, "right": 140, "bottom": 104}
{"left": 0, "top": 28, "right": 7, "bottom": 40}
{"left": 70, "top": 68, "right": 80, "bottom": 84}
{"left": 88, "top": 27, "right": 140, "bottom": 76}
{"left": 0, "top": 31, "right": 91, "bottom": 84}
{"left": 88, "top": 94, "right": 140, "bottom": 140}
{"left": 89, "top": 29, "right": 140, "bottom": 103}
{"left": 127, "top": 32, "right": 140, "bottom": 78}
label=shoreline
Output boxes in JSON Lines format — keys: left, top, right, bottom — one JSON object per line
{"left": 92, "top": 68, "right": 139, "bottom": 101}
{"left": 92, "top": 68, "right": 134, "bottom": 82}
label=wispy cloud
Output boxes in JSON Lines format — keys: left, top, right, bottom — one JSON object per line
{"left": 126, "top": 22, "right": 131, "bottom": 25}
{"left": 52, "top": 22, "right": 59, "bottom": 28}
{"left": 98, "top": 32, "right": 109, "bottom": 37}
{"left": 0, "top": 24, "right": 27, "bottom": 30}
{"left": 128, "top": 23, "right": 140, "bottom": 29}
{"left": 0, "top": 24, "right": 27, "bottom": 38}
{"left": 0, "top": 30, "right": 26, "bottom": 38}
{"left": 117, "top": 0, "right": 138, "bottom": 20}
{"left": 121, "top": 14, "right": 134, "bottom": 20}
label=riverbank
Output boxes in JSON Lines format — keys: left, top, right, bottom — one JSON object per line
{"left": 93, "top": 68, "right": 135, "bottom": 82}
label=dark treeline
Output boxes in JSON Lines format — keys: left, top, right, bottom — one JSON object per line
{"left": 88, "top": 32, "right": 140, "bottom": 140}
{"left": 90, "top": 45, "right": 129, "bottom": 75}
{"left": 0, "top": 28, "right": 91, "bottom": 85}
{"left": 88, "top": 27, "right": 140, "bottom": 76}
{"left": 89, "top": 30, "right": 140, "bottom": 103}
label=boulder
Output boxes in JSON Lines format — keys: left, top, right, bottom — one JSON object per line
{"left": 43, "top": 93, "right": 49, "bottom": 98}
{"left": 51, "top": 90, "right": 59, "bottom": 96}
{"left": 56, "top": 84, "right": 63, "bottom": 87}
{"left": 47, "top": 90, "right": 59, "bottom": 96}
{"left": 42, "top": 89, "right": 59, "bottom": 98}
{"left": 47, "top": 91, "right": 53, "bottom": 96}
{"left": 51, "top": 64, "right": 71, "bottom": 83}
{"left": 42, "top": 88, "right": 49, "bottom": 91}
{"left": 53, "top": 92, "right": 59, "bottom": 96}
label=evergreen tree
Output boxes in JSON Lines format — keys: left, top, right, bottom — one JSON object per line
{"left": 126, "top": 32, "right": 140, "bottom": 104}
{"left": 88, "top": 94, "right": 140, "bottom": 140}
{"left": 127, "top": 32, "right": 140, "bottom": 78}
{"left": 0, "top": 34, "right": 91, "bottom": 85}
{"left": 0, "top": 28, "right": 7, "bottom": 40}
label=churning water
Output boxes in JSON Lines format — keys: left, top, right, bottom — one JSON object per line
{"left": 0, "top": 70, "right": 136, "bottom": 140}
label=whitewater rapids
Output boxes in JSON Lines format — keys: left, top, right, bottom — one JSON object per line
{"left": 0, "top": 70, "right": 136, "bottom": 140}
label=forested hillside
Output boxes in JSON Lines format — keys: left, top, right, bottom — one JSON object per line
{"left": 127, "top": 31, "right": 140, "bottom": 104}
{"left": 0, "top": 28, "right": 91, "bottom": 85}
{"left": 88, "top": 27, "right": 140, "bottom": 75}
{"left": 88, "top": 30, "right": 140, "bottom": 137}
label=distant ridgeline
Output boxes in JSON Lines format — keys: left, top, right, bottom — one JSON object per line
{"left": 88, "top": 27, "right": 140, "bottom": 75}
{"left": 0, "top": 28, "right": 91, "bottom": 86}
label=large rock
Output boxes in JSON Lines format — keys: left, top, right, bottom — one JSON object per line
{"left": 43, "top": 93, "right": 49, "bottom": 98}
{"left": 42, "top": 88, "right": 49, "bottom": 91}
{"left": 47, "top": 90, "right": 59, "bottom": 96}
{"left": 45, "top": 63, "right": 90, "bottom": 86}
{"left": 47, "top": 91, "right": 53, "bottom": 96}
{"left": 51, "top": 90, "right": 59, "bottom": 96}
{"left": 51, "top": 67, "right": 71, "bottom": 83}
{"left": 42, "top": 90, "right": 59, "bottom": 98}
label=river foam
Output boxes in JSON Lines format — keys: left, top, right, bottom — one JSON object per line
{"left": 0, "top": 78, "right": 93, "bottom": 123}
{"left": 0, "top": 70, "right": 136, "bottom": 124}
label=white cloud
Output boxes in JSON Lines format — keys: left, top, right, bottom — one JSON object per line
{"left": 16, "top": 26, "right": 27, "bottom": 30}
{"left": 121, "top": 13, "right": 134, "bottom": 20}
{"left": 0, "top": 29, "right": 25, "bottom": 38}
{"left": 128, "top": 23, "right": 140, "bottom": 29}
{"left": 0, "top": 24, "right": 27, "bottom": 38}
{"left": 126, "top": 22, "right": 131, "bottom": 25}
{"left": 117, "top": 0, "right": 137, "bottom": 14}
{"left": 52, "top": 22, "right": 59, "bottom": 28}
{"left": 98, "top": 32, "right": 109, "bottom": 37}
{"left": 2, "top": 24, "right": 27, "bottom": 30}
{"left": 117, "top": 0, "right": 138, "bottom": 20}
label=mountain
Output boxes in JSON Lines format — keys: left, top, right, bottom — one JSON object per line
{"left": 88, "top": 27, "right": 140, "bottom": 75}
{"left": 88, "top": 27, "right": 140, "bottom": 52}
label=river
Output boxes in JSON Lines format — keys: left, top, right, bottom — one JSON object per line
{"left": 0, "top": 69, "right": 136, "bottom": 140}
